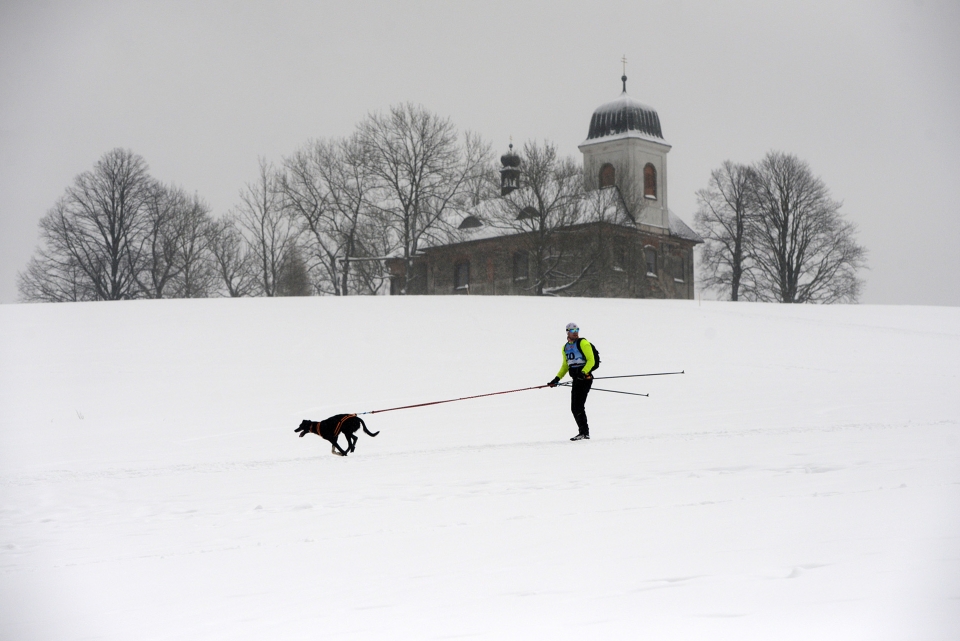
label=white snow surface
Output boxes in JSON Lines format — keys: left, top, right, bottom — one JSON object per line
{"left": 1, "top": 296, "right": 958, "bottom": 640}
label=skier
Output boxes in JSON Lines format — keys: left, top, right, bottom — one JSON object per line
{"left": 547, "top": 322, "right": 596, "bottom": 441}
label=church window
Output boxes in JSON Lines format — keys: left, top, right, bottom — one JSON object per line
{"left": 517, "top": 206, "right": 538, "bottom": 220}
{"left": 409, "top": 262, "right": 428, "bottom": 293}
{"left": 513, "top": 251, "right": 529, "bottom": 281}
{"left": 675, "top": 257, "right": 685, "bottom": 283}
{"left": 599, "top": 163, "right": 616, "bottom": 188}
{"left": 454, "top": 261, "right": 470, "bottom": 290}
{"left": 612, "top": 237, "right": 627, "bottom": 271}
{"left": 644, "top": 164, "right": 657, "bottom": 199}
{"left": 644, "top": 247, "right": 657, "bottom": 276}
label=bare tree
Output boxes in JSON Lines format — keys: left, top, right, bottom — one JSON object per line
{"left": 18, "top": 251, "right": 89, "bottom": 302}
{"left": 747, "top": 151, "right": 867, "bottom": 303}
{"left": 488, "top": 141, "right": 591, "bottom": 295}
{"left": 341, "top": 216, "right": 393, "bottom": 295}
{"left": 235, "top": 158, "right": 299, "bottom": 297}
{"left": 359, "top": 103, "right": 491, "bottom": 294}
{"left": 168, "top": 192, "right": 217, "bottom": 298}
{"left": 694, "top": 161, "right": 755, "bottom": 301}
{"left": 463, "top": 153, "right": 501, "bottom": 207}
{"left": 208, "top": 216, "right": 257, "bottom": 297}
{"left": 281, "top": 134, "right": 385, "bottom": 295}
{"left": 138, "top": 183, "right": 183, "bottom": 299}
{"left": 19, "top": 149, "right": 153, "bottom": 301}
{"left": 275, "top": 246, "right": 312, "bottom": 296}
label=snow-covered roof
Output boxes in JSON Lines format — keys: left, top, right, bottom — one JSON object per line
{"left": 668, "top": 210, "right": 703, "bottom": 243}
{"left": 416, "top": 205, "right": 519, "bottom": 251}
{"left": 416, "top": 192, "right": 700, "bottom": 252}
{"left": 443, "top": 220, "right": 519, "bottom": 246}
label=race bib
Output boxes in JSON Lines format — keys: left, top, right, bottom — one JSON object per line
{"left": 564, "top": 342, "right": 586, "bottom": 367}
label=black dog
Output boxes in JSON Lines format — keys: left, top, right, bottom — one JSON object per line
{"left": 295, "top": 414, "right": 379, "bottom": 456}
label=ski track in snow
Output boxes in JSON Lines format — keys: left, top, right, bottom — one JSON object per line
{"left": 1, "top": 297, "right": 959, "bottom": 640}
{"left": 0, "top": 417, "right": 949, "bottom": 488}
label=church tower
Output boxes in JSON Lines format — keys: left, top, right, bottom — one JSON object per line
{"left": 499, "top": 142, "right": 521, "bottom": 196}
{"left": 578, "top": 70, "right": 671, "bottom": 230}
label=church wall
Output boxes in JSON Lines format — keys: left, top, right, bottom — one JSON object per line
{"left": 396, "top": 223, "right": 696, "bottom": 300}
{"left": 421, "top": 235, "right": 536, "bottom": 297}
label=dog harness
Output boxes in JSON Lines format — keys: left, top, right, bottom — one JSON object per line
{"left": 332, "top": 414, "right": 357, "bottom": 438}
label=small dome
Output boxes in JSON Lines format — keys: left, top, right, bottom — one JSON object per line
{"left": 500, "top": 143, "right": 521, "bottom": 168}
{"left": 586, "top": 88, "right": 663, "bottom": 141}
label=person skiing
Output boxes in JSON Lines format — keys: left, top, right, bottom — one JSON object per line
{"left": 547, "top": 322, "right": 596, "bottom": 441}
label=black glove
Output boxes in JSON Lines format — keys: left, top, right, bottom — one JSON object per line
{"left": 547, "top": 376, "right": 560, "bottom": 387}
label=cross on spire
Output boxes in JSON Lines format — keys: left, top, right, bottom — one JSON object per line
{"left": 621, "top": 55, "right": 628, "bottom": 92}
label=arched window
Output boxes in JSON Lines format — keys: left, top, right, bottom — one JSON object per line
{"left": 454, "top": 261, "right": 470, "bottom": 290}
{"left": 517, "top": 206, "right": 538, "bottom": 220}
{"left": 513, "top": 251, "right": 529, "bottom": 281}
{"left": 644, "top": 164, "right": 657, "bottom": 199}
{"left": 644, "top": 247, "right": 657, "bottom": 276}
{"left": 599, "top": 163, "right": 616, "bottom": 188}
{"left": 612, "top": 237, "right": 627, "bottom": 271}
{"left": 408, "top": 262, "right": 427, "bottom": 294}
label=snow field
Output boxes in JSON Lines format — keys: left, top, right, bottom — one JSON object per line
{"left": 1, "top": 296, "right": 958, "bottom": 640}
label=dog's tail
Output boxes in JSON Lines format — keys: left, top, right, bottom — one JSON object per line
{"left": 360, "top": 418, "right": 379, "bottom": 437}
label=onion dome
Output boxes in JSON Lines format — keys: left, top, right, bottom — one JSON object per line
{"left": 586, "top": 75, "right": 663, "bottom": 141}
{"left": 499, "top": 142, "right": 521, "bottom": 196}
{"left": 500, "top": 143, "right": 521, "bottom": 168}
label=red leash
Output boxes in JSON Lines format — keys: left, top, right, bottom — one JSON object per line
{"left": 359, "top": 385, "right": 549, "bottom": 416}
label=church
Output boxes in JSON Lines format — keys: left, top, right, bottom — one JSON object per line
{"left": 387, "top": 74, "right": 701, "bottom": 298}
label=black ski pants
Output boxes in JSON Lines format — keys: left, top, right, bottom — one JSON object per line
{"left": 570, "top": 376, "right": 593, "bottom": 435}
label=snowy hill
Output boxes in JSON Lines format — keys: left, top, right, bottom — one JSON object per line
{"left": 1, "top": 296, "right": 958, "bottom": 640}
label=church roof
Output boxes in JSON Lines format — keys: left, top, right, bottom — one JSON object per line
{"left": 585, "top": 89, "right": 664, "bottom": 143}
{"left": 668, "top": 210, "right": 703, "bottom": 243}
{"left": 414, "top": 190, "right": 700, "bottom": 252}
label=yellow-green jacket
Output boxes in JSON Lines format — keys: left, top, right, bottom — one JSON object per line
{"left": 557, "top": 338, "right": 596, "bottom": 379}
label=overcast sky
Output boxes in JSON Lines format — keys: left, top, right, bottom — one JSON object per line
{"left": 1, "top": 0, "right": 958, "bottom": 306}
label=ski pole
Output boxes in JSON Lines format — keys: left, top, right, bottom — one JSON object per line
{"left": 359, "top": 384, "right": 549, "bottom": 416}
{"left": 588, "top": 370, "right": 684, "bottom": 381}
{"left": 558, "top": 382, "right": 649, "bottom": 397}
